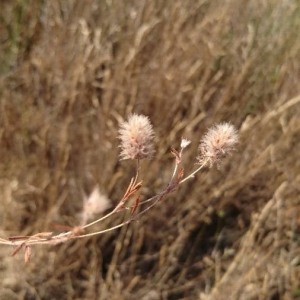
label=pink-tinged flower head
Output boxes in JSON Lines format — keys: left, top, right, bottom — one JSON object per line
{"left": 118, "top": 114, "right": 155, "bottom": 160}
{"left": 198, "top": 122, "right": 238, "bottom": 167}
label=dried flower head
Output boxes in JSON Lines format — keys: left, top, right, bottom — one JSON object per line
{"left": 119, "top": 114, "right": 155, "bottom": 160}
{"left": 197, "top": 123, "right": 238, "bottom": 167}
{"left": 81, "top": 187, "right": 111, "bottom": 225}
{"left": 180, "top": 138, "right": 191, "bottom": 149}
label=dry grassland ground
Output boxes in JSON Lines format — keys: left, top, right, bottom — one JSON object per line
{"left": 0, "top": 0, "right": 300, "bottom": 299}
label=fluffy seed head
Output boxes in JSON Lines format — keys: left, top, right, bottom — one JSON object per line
{"left": 181, "top": 138, "right": 191, "bottom": 149}
{"left": 81, "top": 187, "right": 111, "bottom": 225}
{"left": 198, "top": 123, "right": 238, "bottom": 167}
{"left": 118, "top": 114, "right": 155, "bottom": 160}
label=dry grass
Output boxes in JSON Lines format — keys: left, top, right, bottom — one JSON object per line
{"left": 0, "top": 0, "right": 300, "bottom": 299}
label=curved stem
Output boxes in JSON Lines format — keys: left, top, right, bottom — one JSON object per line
{"left": 82, "top": 210, "right": 115, "bottom": 230}
{"left": 179, "top": 161, "right": 207, "bottom": 184}
{"left": 74, "top": 220, "right": 130, "bottom": 239}
{"left": 133, "top": 159, "right": 140, "bottom": 186}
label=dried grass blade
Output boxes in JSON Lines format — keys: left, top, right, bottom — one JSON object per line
{"left": 131, "top": 196, "right": 141, "bottom": 215}
{"left": 24, "top": 246, "right": 32, "bottom": 263}
{"left": 171, "top": 147, "right": 181, "bottom": 164}
{"left": 8, "top": 236, "right": 31, "bottom": 241}
{"left": 10, "top": 243, "right": 25, "bottom": 257}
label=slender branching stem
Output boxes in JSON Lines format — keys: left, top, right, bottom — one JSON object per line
{"left": 179, "top": 161, "right": 207, "bottom": 184}
{"left": 73, "top": 222, "right": 129, "bottom": 239}
{"left": 82, "top": 210, "right": 115, "bottom": 230}
{"left": 133, "top": 159, "right": 140, "bottom": 186}
{"left": 1, "top": 118, "right": 238, "bottom": 264}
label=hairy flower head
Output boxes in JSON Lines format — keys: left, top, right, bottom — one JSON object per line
{"left": 198, "top": 123, "right": 238, "bottom": 167}
{"left": 81, "top": 186, "right": 111, "bottom": 225}
{"left": 118, "top": 114, "right": 155, "bottom": 160}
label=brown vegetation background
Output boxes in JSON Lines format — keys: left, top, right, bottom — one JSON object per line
{"left": 0, "top": 0, "right": 300, "bottom": 299}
